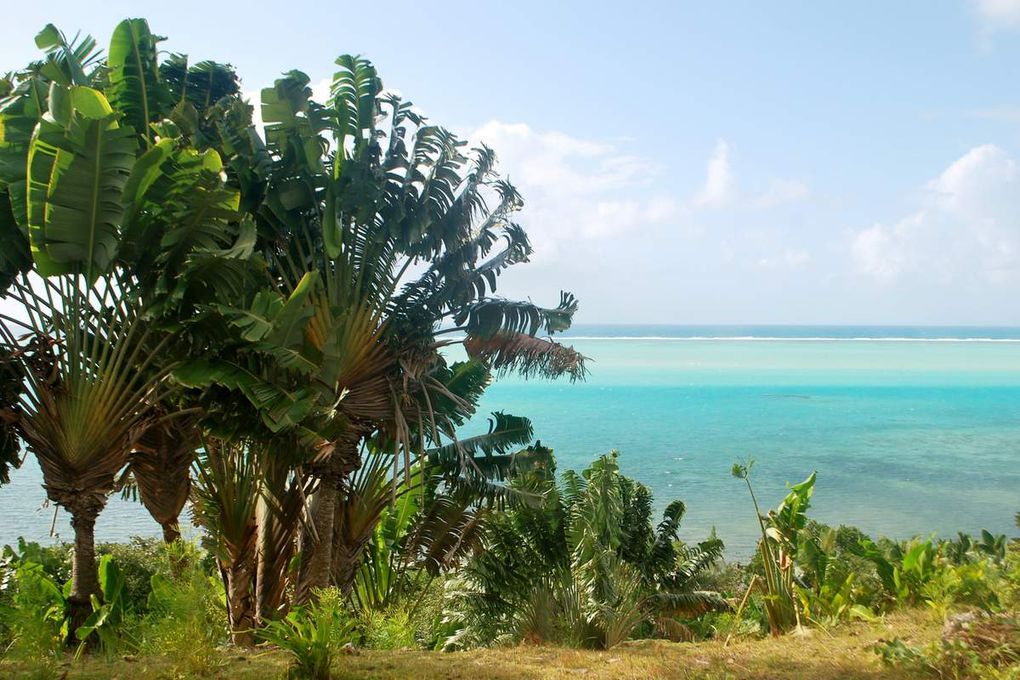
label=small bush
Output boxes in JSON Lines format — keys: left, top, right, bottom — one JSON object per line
{"left": 74, "top": 554, "right": 138, "bottom": 658}
{"left": 406, "top": 576, "right": 447, "bottom": 650}
{"left": 1, "top": 539, "right": 71, "bottom": 586}
{"left": 360, "top": 607, "right": 416, "bottom": 650}
{"left": 0, "top": 559, "right": 66, "bottom": 661}
{"left": 259, "top": 587, "right": 356, "bottom": 680}
{"left": 696, "top": 559, "right": 750, "bottom": 599}
{"left": 96, "top": 537, "right": 163, "bottom": 614}
{"left": 700, "top": 610, "right": 763, "bottom": 641}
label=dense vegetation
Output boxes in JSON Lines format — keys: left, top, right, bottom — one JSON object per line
{"left": 2, "top": 451, "right": 1017, "bottom": 679}
{"left": 0, "top": 17, "right": 1018, "bottom": 680}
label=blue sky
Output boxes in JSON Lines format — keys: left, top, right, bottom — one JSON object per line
{"left": 5, "top": 1, "right": 1020, "bottom": 324}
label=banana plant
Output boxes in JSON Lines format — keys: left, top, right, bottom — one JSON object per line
{"left": 732, "top": 460, "right": 815, "bottom": 636}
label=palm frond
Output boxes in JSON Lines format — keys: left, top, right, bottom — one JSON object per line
{"left": 464, "top": 331, "right": 588, "bottom": 382}
{"left": 128, "top": 415, "right": 199, "bottom": 535}
{"left": 256, "top": 439, "right": 314, "bottom": 621}
{"left": 191, "top": 440, "right": 259, "bottom": 566}
{"left": 0, "top": 346, "right": 25, "bottom": 485}
{"left": 330, "top": 55, "right": 380, "bottom": 162}
{"left": 425, "top": 412, "right": 533, "bottom": 470}
{"left": 455, "top": 291, "right": 578, "bottom": 338}
{"left": 0, "top": 189, "right": 31, "bottom": 290}
{"left": 0, "top": 75, "right": 49, "bottom": 229}
{"left": 161, "top": 54, "right": 240, "bottom": 113}
{"left": 27, "top": 85, "right": 136, "bottom": 280}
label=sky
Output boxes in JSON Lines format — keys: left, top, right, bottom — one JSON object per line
{"left": 4, "top": 1, "right": 1020, "bottom": 325}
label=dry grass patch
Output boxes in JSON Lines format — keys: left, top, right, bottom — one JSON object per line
{"left": 337, "top": 611, "right": 942, "bottom": 680}
{"left": 0, "top": 611, "right": 941, "bottom": 679}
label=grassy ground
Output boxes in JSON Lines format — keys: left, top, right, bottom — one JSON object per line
{"left": 1, "top": 611, "right": 941, "bottom": 679}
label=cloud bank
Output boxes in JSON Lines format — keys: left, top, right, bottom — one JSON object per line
{"left": 852, "top": 144, "right": 1020, "bottom": 284}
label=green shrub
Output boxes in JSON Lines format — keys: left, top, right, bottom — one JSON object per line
{"left": 259, "top": 587, "right": 356, "bottom": 680}
{"left": 406, "top": 576, "right": 447, "bottom": 650}
{"left": 360, "top": 607, "right": 416, "bottom": 650}
{"left": 696, "top": 609, "right": 763, "bottom": 641}
{"left": 1, "top": 539, "right": 71, "bottom": 587}
{"left": 1003, "top": 546, "right": 1020, "bottom": 611}
{"left": 874, "top": 612, "right": 1020, "bottom": 679}
{"left": 445, "top": 451, "right": 726, "bottom": 650}
{"left": 798, "top": 521, "right": 884, "bottom": 609}
{"left": 696, "top": 558, "right": 750, "bottom": 600}
{"left": 922, "top": 560, "right": 1003, "bottom": 618}
{"left": 96, "top": 537, "right": 163, "bottom": 614}
{"left": 0, "top": 553, "right": 139, "bottom": 659}
{"left": 0, "top": 559, "right": 66, "bottom": 660}
{"left": 74, "top": 554, "right": 137, "bottom": 658}
{"left": 855, "top": 535, "right": 1007, "bottom": 616}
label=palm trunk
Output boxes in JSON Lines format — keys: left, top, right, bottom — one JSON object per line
{"left": 256, "top": 499, "right": 270, "bottom": 623}
{"left": 297, "top": 430, "right": 362, "bottom": 600}
{"left": 225, "top": 555, "right": 256, "bottom": 647}
{"left": 330, "top": 503, "right": 374, "bottom": 595}
{"left": 298, "top": 480, "right": 339, "bottom": 600}
{"left": 161, "top": 521, "right": 181, "bottom": 544}
{"left": 68, "top": 505, "right": 102, "bottom": 645}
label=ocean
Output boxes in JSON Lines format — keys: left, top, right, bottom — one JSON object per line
{"left": 3, "top": 325, "right": 1020, "bottom": 558}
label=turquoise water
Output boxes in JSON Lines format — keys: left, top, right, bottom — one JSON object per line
{"left": 3, "top": 327, "right": 1020, "bottom": 558}
{"left": 463, "top": 331, "right": 1020, "bottom": 557}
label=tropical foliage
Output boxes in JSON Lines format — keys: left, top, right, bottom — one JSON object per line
{"left": 2, "top": 457, "right": 1018, "bottom": 679}
{"left": 442, "top": 450, "right": 727, "bottom": 650}
{"left": 0, "top": 19, "right": 248, "bottom": 638}
{"left": 0, "top": 15, "right": 585, "bottom": 651}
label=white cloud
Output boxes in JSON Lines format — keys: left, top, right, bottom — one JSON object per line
{"left": 587, "top": 197, "right": 682, "bottom": 238}
{"left": 468, "top": 121, "right": 681, "bottom": 259}
{"left": 755, "top": 178, "right": 810, "bottom": 207}
{"left": 974, "top": 0, "right": 1020, "bottom": 28}
{"left": 851, "top": 214, "right": 922, "bottom": 281}
{"left": 692, "top": 139, "right": 734, "bottom": 207}
{"left": 851, "top": 144, "right": 1020, "bottom": 283}
{"left": 689, "top": 141, "right": 808, "bottom": 210}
